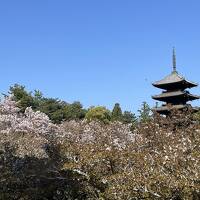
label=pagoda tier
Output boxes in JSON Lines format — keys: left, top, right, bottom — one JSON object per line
{"left": 152, "top": 90, "right": 200, "bottom": 104}
{"left": 153, "top": 104, "right": 199, "bottom": 115}
{"left": 152, "top": 49, "right": 199, "bottom": 115}
{"left": 152, "top": 71, "right": 198, "bottom": 90}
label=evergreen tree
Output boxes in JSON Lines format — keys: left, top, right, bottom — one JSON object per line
{"left": 39, "top": 98, "right": 66, "bottom": 123}
{"left": 9, "top": 84, "right": 36, "bottom": 112}
{"left": 8, "top": 84, "right": 86, "bottom": 123}
{"left": 138, "top": 102, "right": 151, "bottom": 123}
{"left": 111, "top": 103, "right": 123, "bottom": 121}
{"left": 122, "top": 111, "right": 137, "bottom": 124}
{"left": 63, "top": 101, "right": 86, "bottom": 121}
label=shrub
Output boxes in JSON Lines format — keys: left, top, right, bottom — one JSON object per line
{"left": 85, "top": 106, "right": 111, "bottom": 123}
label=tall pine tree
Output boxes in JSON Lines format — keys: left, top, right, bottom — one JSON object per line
{"left": 138, "top": 102, "right": 151, "bottom": 123}
{"left": 111, "top": 103, "right": 123, "bottom": 121}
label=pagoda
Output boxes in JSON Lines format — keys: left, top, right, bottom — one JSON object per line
{"left": 152, "top": 49, "right": 200, "bottom": 115}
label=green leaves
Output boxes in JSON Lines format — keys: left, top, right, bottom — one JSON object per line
{"left": 111, "top": 103, "right": 123, "bottom": 121}
{"left": 9, "top": 84, "right": 139, "bottom": 125}
{"left": 138, "top": 101, "right": 152, "bottom": 123}
{"left": 9, "top": 84, "right": 36, "bottom": 112}
{"left": 86, "top": 106, "right": 111, "bottom": 123}
{"left": 9, "top": 84, "right": 86, "bottom": 124}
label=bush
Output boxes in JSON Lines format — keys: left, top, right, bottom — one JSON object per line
{"left": 85, "top": 106, "right": 111, "bottom": 123}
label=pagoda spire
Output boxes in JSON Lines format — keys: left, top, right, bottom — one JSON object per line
{"left": 173, "top": 47, "right": 176, "bottom": 72}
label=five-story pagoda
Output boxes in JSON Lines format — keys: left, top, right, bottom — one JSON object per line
{"left": 152, "top": 49, "right": 199, "bottom": 115}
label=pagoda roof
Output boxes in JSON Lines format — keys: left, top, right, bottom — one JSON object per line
{"left": 152, "top": 104, "right": 199, "bottom": 114}
{"left": 152, "top": 90, "right": 200, "bottom": 101}
{"left": 152, "top": 71, "right": 198, "bottom": 89}
{"left": 153, "top": 104, "right": 187, "bottom": 112}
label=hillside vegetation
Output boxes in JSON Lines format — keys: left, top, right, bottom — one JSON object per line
{"left": 0, "top": 86, "right": 199, "bottom": 199}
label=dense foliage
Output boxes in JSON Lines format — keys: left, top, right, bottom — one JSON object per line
{"left": 138, "top": 101, "right": 152, "bottom": 123}
{"left": 61, "top": 113, "right": 200, "bottom": 199}
{"left": 9, "top": 84, "right": 87, "bottom": 123}
{"left": 9, "top": 84, "right": 137, "bottom": 124}
{"left": 111, "top": 103, "right": 123, "bottom": 121}
{"left": 0, "top": 95, "right": 199, "bottom": 199}
{"left": 86, "top": 106, "right": 111, "bottom": 124}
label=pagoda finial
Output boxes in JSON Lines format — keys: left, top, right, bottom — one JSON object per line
{"left": 173, "top": 47, "right": 176, "bottom": 72}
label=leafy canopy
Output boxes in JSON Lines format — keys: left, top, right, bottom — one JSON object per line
{"left": 86, "top": 106, "right": 111, "bottom": 123}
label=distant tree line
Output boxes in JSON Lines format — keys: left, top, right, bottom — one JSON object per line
{"left": 8, "top": 84, "right": 151, "bottom": 125}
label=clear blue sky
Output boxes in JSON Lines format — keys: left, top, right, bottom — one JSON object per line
{"left": 0, "top": 0, "right": 200, "bottom": 113}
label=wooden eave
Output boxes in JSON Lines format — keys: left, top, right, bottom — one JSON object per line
{"left": 152, "top": 91, "right": 200, "bottom": 102}
{"left": 152, "top": 71, "right": 198, "bottom": 90}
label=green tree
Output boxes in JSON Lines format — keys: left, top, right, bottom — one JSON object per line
{"left": 122, "top": 111, "right": 138, "bottom": 131}
{"left": 111, "top": 103, "right": 123, "bottom": 121}
{"left": 122, "top": 111, "right": 137, "bottom": 124}
{"left": 8, "top": 84, "right": 87, "bottom": 124}
{"left": 9, "top": 84, "right": 36, "bottom": 112}
{"left": 63, "top": 101, "right": 86, "bottom": 121}
{"left": 85, "top": 106, "right": 111, "bottom": 123}
{"left": 138, "top": 102, "right": 151, "bottom": 123}
{"left": 33, "top": 90, "right": 44, "bottom": 108}
{"left": 39, "top": 98, "right": 66, "bottom": 123}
